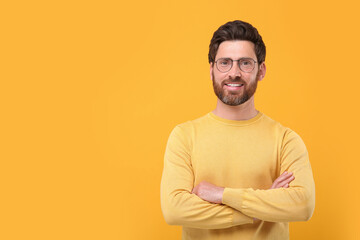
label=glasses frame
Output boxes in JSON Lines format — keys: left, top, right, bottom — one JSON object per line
{"left": 215, "top": 57, "right": 257, "bottom": 73}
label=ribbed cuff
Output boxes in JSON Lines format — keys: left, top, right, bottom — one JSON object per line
{"left": 222, "top": 188, "right": 246, "bottom": 211}
{"left": 223, "top": 188, "right": 253, "bottom": 225}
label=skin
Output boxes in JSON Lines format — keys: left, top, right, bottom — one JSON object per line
{"left": 192, "top": 40, "right": 295, "bottom": 219}
{"left": 210, "top": 40, "right": 266, "bottom": 120}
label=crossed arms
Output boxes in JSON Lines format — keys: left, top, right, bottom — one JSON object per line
{"left": 192, "top": 171, "right": 295, "bottom": 204}
{"left": 160, "top": 126, "right": 315, "bottom": 229}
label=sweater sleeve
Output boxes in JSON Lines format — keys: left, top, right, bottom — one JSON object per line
{"left": 160, "top": 125, "right": 254, "bottom": 229}
{"left": 222, "top": 129, "right": 315, "bottom": 222}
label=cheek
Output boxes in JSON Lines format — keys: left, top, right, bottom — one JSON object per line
{"left": 243, "top": 72, "right": 258, "bottom": 82}
{"left": 212, "top": 71, "right": 227, "bottom": 82}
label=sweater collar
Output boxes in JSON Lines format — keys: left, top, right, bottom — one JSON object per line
{"left": 208, "top": 111, "right": 263, "bottom": 126}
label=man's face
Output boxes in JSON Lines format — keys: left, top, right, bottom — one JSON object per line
{"left": 210, "top": 40, "right": 265, "bottom": 106}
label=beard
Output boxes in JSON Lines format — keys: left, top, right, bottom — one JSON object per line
{"left": 212, "top": 71, "right": 259, "bottom": 106}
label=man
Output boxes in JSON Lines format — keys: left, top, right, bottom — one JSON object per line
{"left": 160, "top": 20, "right": 315, "bottom": 240}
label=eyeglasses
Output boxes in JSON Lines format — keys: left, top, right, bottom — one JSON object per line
{"left": 215, "top": 58, "right": 257, "bottom": 73}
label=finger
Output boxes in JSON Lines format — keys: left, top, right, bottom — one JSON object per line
{"left": 277, "top": 176, "right": 295, "bottom": 187}
{"left": 283, "top": 183, "right": 289, "bottom": 188}
{"left": 278, "top": 171, "right": 292, "bottom": 179}
{"left": 277, "top": 175, "right": 295, "bottom": 185}
{"left": 279, "top": 174, "right": 295, "bottom": 183}
{"left": 271, "top": 172, "right": 294, "bottom": 189}
{"left": 272, "top": 175, "right": 294, "bottom": 188}
{"left": 273, "top": 172, "right": 293, "bottom": 184}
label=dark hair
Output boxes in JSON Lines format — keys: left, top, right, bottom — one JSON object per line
{"left": 208, "top": 20, "right": 266, "bottom": 64}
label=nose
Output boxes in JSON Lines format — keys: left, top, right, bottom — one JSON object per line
{"left": 228, "top": 61, "right": 242, "bottom": 79}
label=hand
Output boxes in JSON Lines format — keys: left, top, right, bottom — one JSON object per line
{"left": 192, "top": 181, "right": 224, "bottom": 204}
{"left": 270, "top": 171, "right": 295, "bottom": 189}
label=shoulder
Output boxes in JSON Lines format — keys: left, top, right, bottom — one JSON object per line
{"left": 260, "top": 113, "right": 296, "bottom": 133}
{"left": 166, "top": 114, "right": 208, "bottom": 152}
{"left": 281, "top": 128, "right": 307, "bottom": 153}
{"left": 260, "top": 113, "right": 306, "bottom": 146}
{"left": 170, "top": 113, "right": 210, "bottom": 135}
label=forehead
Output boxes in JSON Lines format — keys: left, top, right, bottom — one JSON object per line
{"left": 216, "top": 40, "right": 256, "bottom": 60}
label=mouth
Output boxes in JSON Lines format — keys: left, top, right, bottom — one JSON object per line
{"left": 224, "top": 83, "right": 244, "bottom": 91}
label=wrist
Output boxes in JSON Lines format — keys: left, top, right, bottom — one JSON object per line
{"left": 217, "top": 187, "right": 225, "bottom": 204}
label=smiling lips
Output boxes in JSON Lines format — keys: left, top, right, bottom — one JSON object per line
{"left": 224, "top": 83, "right": 244, "bottom": 91}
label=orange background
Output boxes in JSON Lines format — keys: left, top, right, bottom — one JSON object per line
{"left": 1, "top": 0, "right": 359, "bottom": 239}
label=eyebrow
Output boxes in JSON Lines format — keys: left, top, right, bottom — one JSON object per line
{"left": 216, "top": 57, "right": 254, "bottom": 61}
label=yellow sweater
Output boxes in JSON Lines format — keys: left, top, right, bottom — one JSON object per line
{"left": 160, "top": 112, "right": 315, "bottom": 240}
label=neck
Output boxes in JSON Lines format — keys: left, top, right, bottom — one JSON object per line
{"left": 212, "top": 96, "right": 258, "bottom": 121}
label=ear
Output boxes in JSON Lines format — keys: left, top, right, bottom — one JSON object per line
{"left": 257, "top": 62, "right": 266, "bottom": 81}
{"left": 210, "top": 63, "right": 214, "bottom": 81}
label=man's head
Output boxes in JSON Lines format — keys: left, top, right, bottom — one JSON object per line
{"left": 209, "top": 20, "right": 266, "bottom": 106}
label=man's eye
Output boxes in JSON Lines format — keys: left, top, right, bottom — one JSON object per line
{"left": 241, "top": 60, "right": 251, "bottom": 65}
{"left": 219, "top": 60, "right": 230, "bottom": 65}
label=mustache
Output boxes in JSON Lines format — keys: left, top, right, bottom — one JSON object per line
{"left": 222, "top": 77, "right": 246, "bottom": 86}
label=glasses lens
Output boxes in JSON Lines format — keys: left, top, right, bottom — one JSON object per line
{"left": 216, "top": 58, "right": 232, "bottom": 72}
{"left": 239, "top": 59, "right": 255, "bottom": 72}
